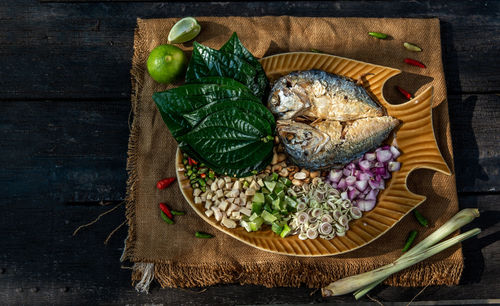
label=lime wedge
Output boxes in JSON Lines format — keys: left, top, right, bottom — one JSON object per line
{"left": 168, "top": 17, "right": 201, "bottom": 44}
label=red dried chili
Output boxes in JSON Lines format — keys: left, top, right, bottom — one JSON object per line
{"left": 188, "top": 157, "right": 198, "bottom": 165}
{"left": 156, "top": 177, "right": 175, "bottom": 189}
{"left": 159, "top": 202, "right": 173, "bottom": 219}
{"left": 404, "top": 58, "right": 426, "bottom": 68}
{"left": 396, "top": 86, "right": 413, "bottom": 100}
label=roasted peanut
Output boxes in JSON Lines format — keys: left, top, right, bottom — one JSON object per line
{"left": 310, "top": 171, "right": 321, "bottom": 178}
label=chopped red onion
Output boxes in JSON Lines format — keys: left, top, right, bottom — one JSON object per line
{"left": 388, "top": 161, "right": 401, "bottom": 172}
{"left": 325, "top": 145, "right": 401, "bottom": 212}
{"left": 355, "top": 179, "right": 368, "bottom": 191}
{"left": 376, "top": 150, "right": 392, "bottom": 163}
{"left": 364, "top": 152, "right": 376, "bottom": 161}
{"left": 345, "top": 176, "right": 357, "bottom": 186}
{"left": 358, "top": 199, "right": 376, "bottom": 211}
{"left": 390, "top": 145, "right": 401, "bottom": 158}
{"left": 328, "top": 169, "right": 343, "bottom": 183}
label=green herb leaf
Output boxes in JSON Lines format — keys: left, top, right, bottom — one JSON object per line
{"left": 186, "top": 42, "right": 262, "bottom": 97}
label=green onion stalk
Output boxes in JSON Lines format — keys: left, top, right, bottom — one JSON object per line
{"left": 321, "top": 208, "right": 480, "bottom": 297}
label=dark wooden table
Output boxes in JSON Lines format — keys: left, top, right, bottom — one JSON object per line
{"left": 1, "top": 1, "right": 498, "bottom": 304}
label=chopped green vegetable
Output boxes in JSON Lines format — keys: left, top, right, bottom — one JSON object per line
{"left": 368, "top": 32, "right": 388, "bottom": 39}
{"left": 195, "top": 231, "right": 213, "bottom": 238}
{"left": 413, "top": 210, "right": 429, "bottom": 227}
{"left": 279, "top": 177, "right": 292, "bottom": 187}
{"left": 251, "top": 202, "right": 263, "bottom": 214}
{"left": 280, "top": 224, "right": 291, "bottom": 238}
{"left": 160, "top": 211, "right": 174, "bottom": 224}
{"left": 402, "top": 230, "right": 418, "bottom": 252}
{"left": 271, "top": 222, "right": 283, "bottom": 234}
{"left": 270, "top": 172, "right": 279, "bottom": 181}
{"left": 403, "top": 42, "right": 422, "bottom": 52}
{"left": 249, "top": 217, "right": 264, "bottom": 231}
{"left": 261, "top": 210, "right": 278, "bottom": 223}
{"left": 252, "top": 192, "right": 265, "bottom": 204}
{"left": 264, "top": 181, "right": 277, "bottom": 192}
{"left": 171, "top": 210, "right": 186, "bottom": 216}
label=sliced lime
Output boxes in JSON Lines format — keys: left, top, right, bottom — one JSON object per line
{"left": 168, "top": 17, "right": 201, "bottom": 44}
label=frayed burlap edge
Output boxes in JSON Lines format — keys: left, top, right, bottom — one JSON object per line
{"left": 130, "top": 259, "right": 462, "bottom": 288}
{"left": 122, "top": 21, "right": 145, "bottom": 264}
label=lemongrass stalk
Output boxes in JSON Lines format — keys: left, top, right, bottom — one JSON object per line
{"left": 322, "top": 228, "right": 480, "bottom": 297}
{"left": 353, "top": 208, "right": 479, "bottom": 299}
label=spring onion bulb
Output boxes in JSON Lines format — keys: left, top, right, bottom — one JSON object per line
{"left": 320, "top": 208, "right": 480, "bottom": 297}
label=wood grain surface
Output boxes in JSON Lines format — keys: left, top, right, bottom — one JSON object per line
{"left": 0, "top": 0, "right": 498, "bottom": 304}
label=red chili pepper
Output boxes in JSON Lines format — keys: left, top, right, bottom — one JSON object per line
{"left": 159, "top": 203, "right": 173, "bottom": 219}
{"left": 188, "top": 157, "right": 198, "bottom": 165}
{"left": 404, "top": 58, "right": 426, "bottom": 68}
{"left": 156, "top": 177, "right": 175, "bottom": 190}
{"left": 200, "top": 173, "right": 206, "bottom": 179}
{"left": 396, "top": 86, "right": 413, "bottom": 100}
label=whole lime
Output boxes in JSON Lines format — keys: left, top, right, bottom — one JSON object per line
{"left": 147, "top": 44, "right": 187, "bottom": 84}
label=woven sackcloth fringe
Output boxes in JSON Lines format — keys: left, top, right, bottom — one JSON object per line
{"left": 123, "top": 17, "right": 463, "bottom": 290}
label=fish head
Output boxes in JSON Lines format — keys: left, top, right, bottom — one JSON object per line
{"left": 268, "top": 77, "right": 312, "bottom": 120}
{"left": 276, "top": 120, "right": 330, "bottom": 165}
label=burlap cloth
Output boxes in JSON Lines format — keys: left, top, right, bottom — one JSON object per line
{"left": 123, "top": 17, "right": 462, "bottom": 289}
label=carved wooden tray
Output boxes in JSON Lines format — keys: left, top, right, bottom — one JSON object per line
{"left": 176, "top": 52, "right": 451, "bottom": 256}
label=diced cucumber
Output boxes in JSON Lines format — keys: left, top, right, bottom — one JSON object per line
{"left": 252, "top": 192, "right": 265, "bottom": 204}
{"left": 280, "top": 224, "right": 291, "bottom": 238}
{"left": 271, "top": 222, "right": 283, "bottom": 235}
{"left": 261, "top": 210, "right": 277, "bottom": 223}
{"left": 251, "top": 202, "right": 263, "bottom": 214}
{"left": 272, "top": 198, "right": 281, "bottom": 211}
{"left": 264, "top": 181, "right": 276, "bottom": 192}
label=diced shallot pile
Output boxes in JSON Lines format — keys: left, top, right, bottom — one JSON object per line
{"left": 326, "top": 145, "right": 401, "bottom": 212}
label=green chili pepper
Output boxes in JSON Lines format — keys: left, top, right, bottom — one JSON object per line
{"left": 251, "top": 170, "right": 258, "bottom": 175}
{"left": 195, "top": 231, "right": 213, "bottom": 239}
{"left": 414, "top": 210, "right": 429, "bottom": 227}
{"left": 404, "top": 42, "right": 422, "bottom": 52}
{"left": 200, "top": 163, "right": 205, "bottom": 167}
{"left": 201, "top": 186, "right": 206, "bottom": 192}
{"left": 187, "top": 169, "right": 193, "bottom": 176}
{"left": 310, "top": 48, "right": 324, "bottom": 53}
{"left": 198, "top": 178, "right": 206, "bottom": 187}
{"left": 182, "top": 158, "right": 188, "bottom": 165}
{"left": 171, "top": 210, "right": 186, "bottom": 216}
{"left": 208, "top": 171, "right": 215, "bottom": 179}
{"left": 402, "top": 230, "right": 418, "bottom": 252}
{"left": 368, "top": 32, "right": 388, "bottom": 39}
{"left": 199, "top": 168, "right": 208, "bottom": 174}
{"left": 160, "top": 211, "right": 174, "bottom": 224}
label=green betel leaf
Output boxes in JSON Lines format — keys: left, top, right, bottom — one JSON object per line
{"left": 193, "top": 76, "right": 252, "bottom": 92}
{"left": 178, "top": 107, "right": 274, "bottom": 173}
{"left": 153, "top": 83, "right": 259, "bottom": 138}
{"left": 182, "top": 98, "right": 275, "bottom": 130}
{"left": 220, "top": 33, "right": 268, "bottom": 99}
{"left": 185, "top": 42, "right": 262, "bottom": 97}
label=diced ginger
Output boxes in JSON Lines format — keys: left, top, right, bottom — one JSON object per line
{"left": 231, "top": 211, "right": 241, "bottom": 219}
{"left": 211, "top": 182, "right": 218, "bottom": 191}
{"left": 217, "top": 179, "right": 225, "bottom": 189}
{"left": 245, "top": 188, "right": 256, "bottom": 196}
{"left": 239, "top": 207, "right": 251, "bottom": 216}
{"left": 221, "top": 216, "right": 237, "bottom": 228}
{"left": 218, "top": 200, "right": 229, "bottom": 211}
{"left": 204, "top": 200, "right": 212, "bottom": 210}
{"left": 193, "top": 188, "right": 202, "bottom": 197}
{"left": 204, "top": 209, "right": 214, "bottom": 218}
{"left": 232, "top": 180, "right": 241, "bottom": 190}
{"left": 211, "top": 207, "right": 222, "bottom": 221}
{"left": 194, "top": 196, "right": 202, "bottom": 204}
{"left": 216, "top": 190, "right": 224, "bottom": 198}
{"left": 249, "top": 181, "right": 259, "bottom": 190}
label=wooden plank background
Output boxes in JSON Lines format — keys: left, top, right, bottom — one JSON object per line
{"left": 0, "top": 0, "right": 498, "bottom": 304}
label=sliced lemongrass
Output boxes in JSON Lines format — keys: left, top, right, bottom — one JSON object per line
{"left": 323, "top": 228, "right": 480, "bottom": 297}
{"left": 353, "top": 208, "right": 480, "bottom": 299}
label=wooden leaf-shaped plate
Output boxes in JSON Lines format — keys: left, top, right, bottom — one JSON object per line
{"left": 176, "top": 52, "right": 451, "bottom": 256}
